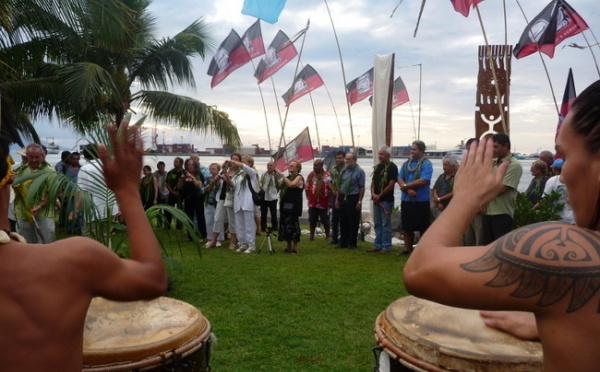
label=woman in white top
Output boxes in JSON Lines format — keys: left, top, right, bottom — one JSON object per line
{"left": 225, "top": 155, "right": 258, "bottom": 253}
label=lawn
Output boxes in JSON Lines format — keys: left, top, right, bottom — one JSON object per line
{"left": 162, "top": 230, "right": 410, "bottom": 371}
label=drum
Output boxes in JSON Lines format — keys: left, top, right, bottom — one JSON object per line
{"left": 83, "top": 297, "right": 211, "bottom": 371}
{"left": 374, "top": 296, "right": 543, "bottom": 371}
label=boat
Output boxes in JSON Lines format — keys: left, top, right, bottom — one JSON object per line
{"left": 45, "top": 137, "right": 60, "bottom": 154}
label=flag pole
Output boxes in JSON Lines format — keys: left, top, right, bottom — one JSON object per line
{"left": 324, "top": 0, "right": 355, "bottom": 151}
{"left": 299, "top": 60, "right": 322, "bottom": 156}
{"left": 580, "top": 32, "right": 600, "bottom": 77}
{"left": 277, "top": 20, "right": 310, "bottom": 159}
{"left": 475, "top": 5, "right": 509, "bottom": 134}
{"left": 250, "top": 59, "right": 274, "bottom": 155}
{"left": 269, "top": 76, "right": 287, "bottom": 152}
{"left": 322, "top": 82, "right": 345, "bottom": 150}
{"left": 514, "top": 0, "right": 560, "bottom": 116}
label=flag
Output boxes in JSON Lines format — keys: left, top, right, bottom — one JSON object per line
{"left": 346, "top": 68, "right": 374, "bottom": 106}
{"left": 514, "top": 0, "right": 589, "bottom": 59}
{"left": 207, "top": 30, "right": 252, "bottom": 88}
{"left": 451, "top": 0, "right": 484, "bottom": 17}
{"left": 392, "top": 76, "right": 410, "bottom": 109}
{"left": 254, "top": 30, "right": 298, "bottom": 84}
{"left": 281, "top": 65, "right": 324, "bottom": 106}
{"left": 242, "top": 0, "right": 287, "bottom": 24}
{"left": 554, "top": 68, "right": 576, "bottom": 157}
{"left": 241, "top": 20, "right": 265, "bottom": 59}
{"left": 273, "top": 127, "right": 313, "bottom": 171}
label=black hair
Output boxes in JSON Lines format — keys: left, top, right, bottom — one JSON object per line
{"left": 570, "top": 79, "right": 600, "bottom": 154}
{"left": 492, "top": 133, "right": 511, "bottom": 149}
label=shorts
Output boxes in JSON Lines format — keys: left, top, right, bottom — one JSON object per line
{"left": 401, "top": 201, "right": 431, "bottom": 232}
{"left": 308, "top": 207, "right": 329, "bottom": 225}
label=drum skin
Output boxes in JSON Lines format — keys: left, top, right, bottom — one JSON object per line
{"left": 83, "top": 297, "right": 211, "bottom": 371}
{"left": 375, "top": 296, "right": 543, "bottom": 371}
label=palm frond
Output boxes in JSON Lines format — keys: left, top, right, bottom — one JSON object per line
{"left": 133, "top": 90, "right": 241, "bottom": 147}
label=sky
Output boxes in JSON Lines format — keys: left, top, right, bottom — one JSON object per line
{"left": 31, "top": 0, "right": 600, "bottom": 155}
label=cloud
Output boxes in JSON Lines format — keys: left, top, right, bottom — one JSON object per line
{"left": 30, "top": 0, "right": 600, "bottom": 156}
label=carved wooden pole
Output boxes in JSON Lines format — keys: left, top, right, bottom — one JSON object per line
{"left": 475, "top": 45, "right": 512, "bottom": 138}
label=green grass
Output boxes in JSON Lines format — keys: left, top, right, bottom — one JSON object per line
{"left": 166, "top": 230, "right": 408, "bottom": 371}
{"left": 58, "top": 227, "right": 410, "bottom": 371}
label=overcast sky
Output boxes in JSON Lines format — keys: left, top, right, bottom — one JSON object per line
{"left": 34, "top": 0, "right": 600, "bottom": 155}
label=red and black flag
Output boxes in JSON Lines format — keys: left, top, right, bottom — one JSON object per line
{"left": 346, "top": 68, "right": 374, "bottom": 106}
{"left": 554, "top": 68, "right": 576, "bottom": 156}
{"left": 451, "top": 0, "right": 484, "bottom": 17}
{"left": 391, "top": 76, "right": 410, "bottom": 109}
{"left": 241, "top": 20, "right": 265, "bottom": 59}
{"left": 281, "top": 65, "right": 324, "bottom": 106}
{"left": 207, "top": 30, "right": 252, "bottom": 88}
{"left": 254, "top": 30, "right": 298, "bottom": 84}
{"left": 514, "top": 0, "right": 589, "bottom": 59}
{"left": 273, "top": 127, "right": 314, "bottom": 171}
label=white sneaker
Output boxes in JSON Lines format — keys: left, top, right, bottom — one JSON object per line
{"left": 216, "top": 241, "right": 222, "bottom": 247}
{"left": 244, "top": 246, "right": 256, "bottom": 254}
{"left": 236, "top": 244, "right": 247, "bottom": 253}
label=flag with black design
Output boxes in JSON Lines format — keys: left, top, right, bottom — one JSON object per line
{"left": 207, "top": 30, "right": 252, "bottom": 88}
{"left": 281, "top": 65, "right": 324, "bottom": 106}
{"left": 254, "top": 30, "right": 298, "bottom": 84}
{"left": 392, "top": 76, "right": 410, "bottom": 109}
{"left": 451, "top": 0, "right": 484, "bottom": 17}
{"left": 241, "top": 20, "right": 265, "bottom": 59}
{"left": 346, "top": 68, "right": 374, "bottom": 106}
{"left": 242, "top": 0, "right": 287, "bottom": 24}
{"left": 273, "top": 127, "right": 313, "bottom": 171}
{"left": 555, "top": 68, "right": 576, "bottom": 157}
{"left": 514, "top": 0, "right": 589, "bottom": 59}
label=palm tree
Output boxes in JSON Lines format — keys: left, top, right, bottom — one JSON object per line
{"left": 1, "top": 0, "right": 241, "bottom": 146}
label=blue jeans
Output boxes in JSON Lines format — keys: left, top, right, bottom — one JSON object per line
{"left": 373, "top": 200, "right": 393, "bottom": 251}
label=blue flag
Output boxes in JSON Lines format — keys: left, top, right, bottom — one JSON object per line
{"left": 242, "top": 0, "right": 287, "bottom": 24}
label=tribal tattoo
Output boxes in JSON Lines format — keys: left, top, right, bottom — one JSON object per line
{"left": 461, "top": 222, "right": 600, "bottom": 313}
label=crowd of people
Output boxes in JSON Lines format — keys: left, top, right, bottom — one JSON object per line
{"left": 9, "top": 133, "right": 573, "bottom": 259}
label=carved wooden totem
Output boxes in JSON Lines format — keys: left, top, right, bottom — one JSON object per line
{"left": 475, "top": 45, "right": 512, "bottom": 138}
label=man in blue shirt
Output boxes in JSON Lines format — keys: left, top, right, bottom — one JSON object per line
{"left": 397, "top": 140, "right": 433, "bottom": 254}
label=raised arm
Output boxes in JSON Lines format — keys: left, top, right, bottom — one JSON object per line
{"left": 79, "top": 120, "right": 167, "bottom": 300}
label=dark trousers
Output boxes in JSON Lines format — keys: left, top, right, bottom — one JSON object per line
{"left": 482, "top": 214, "right": 513, "bottom": 245}
{"left": 184, "top": 197, "right": 207, "bottom": 239}
{"left": 166, "top": 194, "right": 182, "bottom": 230}
{"left": 260, "top": 199, "right": 278, "bottom": 230}
{"left": 339, "top": 194, "right": 360, "bottom": 247}
{"left": 330, "top": 205, "right": 341, "bottom": 243}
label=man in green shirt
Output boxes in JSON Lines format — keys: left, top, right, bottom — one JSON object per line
{"left": 13, "top": 143, "right": 57, "bottom": 243}
{"left": 482, "top": 133, "right": 522, "bottom": 244}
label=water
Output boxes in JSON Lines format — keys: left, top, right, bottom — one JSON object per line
{"left": 41, "top": 153, "right": 535, "bottom": 214}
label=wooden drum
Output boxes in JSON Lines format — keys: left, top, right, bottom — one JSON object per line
{"left": 83, "top": 297, "right": 211, "bottom": 371}
{"left": 374, "top": 296, "right": 543, "bottom": 371}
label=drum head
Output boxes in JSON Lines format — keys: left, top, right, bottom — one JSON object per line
{"left": 83, "top": 297, "right": 210, "bottom": 367}
{"left": 375, "top": 296, "right": 543, "bottom": 371}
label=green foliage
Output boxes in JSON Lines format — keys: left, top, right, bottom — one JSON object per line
{"left": 13, "top": 116, "right": 201, "bottom": 261}
{"left": 513, "top": 191, "right": 564, "bottom": 229}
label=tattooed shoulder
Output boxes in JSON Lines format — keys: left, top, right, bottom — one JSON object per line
{"left": 461, "top": 221, "right": 600, "bottom": 313}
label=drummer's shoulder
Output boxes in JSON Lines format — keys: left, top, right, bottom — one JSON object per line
{"left": 461, "top": 221, "right": 600, "bottom": 313}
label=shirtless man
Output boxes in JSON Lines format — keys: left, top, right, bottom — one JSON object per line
{"left": 0, "top": 118, "right": 167, "bottom": 371}
{"left": 403, "top": 79, "right": 600, "bottom": 371}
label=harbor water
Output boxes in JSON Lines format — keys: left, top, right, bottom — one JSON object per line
{"left": 40, "top": 153, "right": 536, "bottom": 214}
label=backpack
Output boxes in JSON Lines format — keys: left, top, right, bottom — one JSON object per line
{"left": 247, "top": 175, "right": 265, "bottom": 206}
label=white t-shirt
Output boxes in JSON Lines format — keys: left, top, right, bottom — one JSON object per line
{"left": 78, "top": 160, "right": 119, "bottom": 221}
{"left": 543, "top": 175, "right": 574, "bottom": 224}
